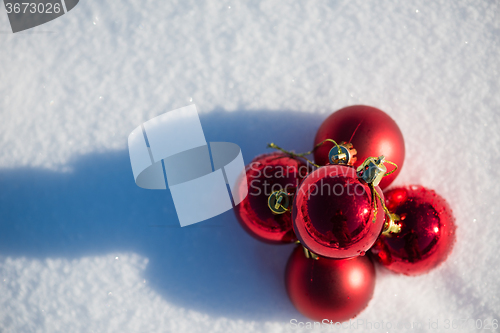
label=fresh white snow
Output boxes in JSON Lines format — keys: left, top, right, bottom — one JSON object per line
{"left": 0, "top": 0, "right": 499, "bottom": 332}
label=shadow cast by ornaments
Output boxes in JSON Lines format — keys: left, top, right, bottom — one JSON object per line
{"left": 0, "top": 109, "right": 324, "bottom": 321}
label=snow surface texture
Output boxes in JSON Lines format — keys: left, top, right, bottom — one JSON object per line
{"left": 0, "top": 0, "right": 499, "bottom": 332}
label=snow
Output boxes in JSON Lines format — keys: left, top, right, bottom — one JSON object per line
{"left": 0, "top": 0, "right": 499, "bottom": 332}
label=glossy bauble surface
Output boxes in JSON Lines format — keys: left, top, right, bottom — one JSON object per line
{"left": 313, "top": 105, "right": 405, "bottom": 189}
{"left": 370, "top": 185, "right": 457, "bottom": 275}
{"left": 285, "top": 246, "right": 376, "bottom": 322}
{"left": 292, "top": 164, "right": 385, "bottom": 258}
{"left": 234, "top": 152, "right": 310, "bottom": 244}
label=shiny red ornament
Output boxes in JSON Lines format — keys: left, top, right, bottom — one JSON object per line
{"left": 285, "top": 246, "right": 376, "bottom": 322}
{"left": 234, "top": 152, "right": 309, "bottom": 244}
{"left": 292, "top": 164, "right": 385, "bottom": 258}
{"left": 370, "top": 185, "right": 457, "bottom": 275}
{"left": 313, "top": 105, "right": 405, "bottom": 189}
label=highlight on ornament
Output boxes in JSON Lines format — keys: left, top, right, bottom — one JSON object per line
{"left": 233, "top": 104, "right": 456, "bottom": 323}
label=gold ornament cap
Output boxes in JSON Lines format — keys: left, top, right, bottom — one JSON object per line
{"left": 356, "top": 155, "right": 387, "bottom": 186}
{"left": 268, "top": 190, "right": 290, "bottom": 214}
{"left": 328, "top": 142, "right": 357, "bottom": 166}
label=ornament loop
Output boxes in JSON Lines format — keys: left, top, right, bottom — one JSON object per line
{"left": 382, "top": 213, "right": 402, "bottom": 236}
{"left": 357, "top": 156, "right": 398, "bottom": 224}
{"left": 295, "top": 241, "right": 319, "bottom": 260}
{"left": 318, "top": 138, "right": 342, "bottom": 156}
{"left": 384, "top": 160, "right": 398, "bottom": 176}
{"left": 267, "top": 138, "right": 358, "bottom": 169}
{"left": 267, "top": 143, "right": 318, "bottom": 167}
{"left": 303, "top": 246, "right": 319, "bottom": 260}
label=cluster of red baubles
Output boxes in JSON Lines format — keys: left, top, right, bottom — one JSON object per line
{"left": 234, "top": 105, "right": 457, "bottom": 323}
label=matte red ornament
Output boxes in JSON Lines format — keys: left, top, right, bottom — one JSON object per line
{"left": 234, "top": 152, "right": 309, "bottom": 244}
{"left": 370, "top": 185, "right": 457, "bottom": 275}
{"left": 313, "top": 105, "right": 405, "bottom": 189}
{"left": 285, "top": 246, "right": 376, "bottom": 322}
{"left": 292, "top": 164, "right": 385, "bottom": 258}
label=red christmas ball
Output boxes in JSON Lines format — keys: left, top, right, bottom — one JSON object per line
{"left": 285, "top": 246, "right": 376, "bottom": 322}
{"left": 313, "top": 105, "right": 405, "bottom": 189}
{"left": 370, "top": 185, "right": 457, "bottom": 275}
{"left": 234, "top": 152, "right": 310, "bottom": 244}
{"left": 292, "top": 164, "right": 385, "bottom": 258}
